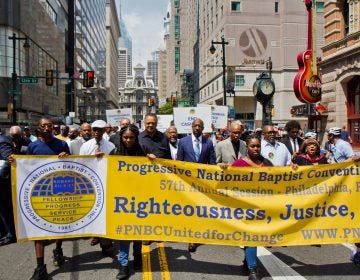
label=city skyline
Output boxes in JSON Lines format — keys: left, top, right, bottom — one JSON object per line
{"left": 120, "top": 0, "right": 169, "bottom": 67}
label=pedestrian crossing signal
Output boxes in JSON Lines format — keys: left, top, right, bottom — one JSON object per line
{"left": 83, "top": 71, "right": 95, "bottom": 87}
{"left": 46, "top": 70, "right": 54, "bottom": 86}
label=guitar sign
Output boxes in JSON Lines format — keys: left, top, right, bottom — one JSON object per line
{"left": 293, "top": 0, "right": 322, "bottom": 104}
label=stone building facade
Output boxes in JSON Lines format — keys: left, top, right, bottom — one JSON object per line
{"left": 319, "top": 0, "right": 360, "bottom": 146}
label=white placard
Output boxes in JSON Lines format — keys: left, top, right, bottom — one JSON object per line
{"left": 173, "top": 107, "right": 212, "bottom": 134}
{"left": 197, "top": 104, "right": 228, "bottom": 129}
{"left": 156, "top": 114, "right": 174, "bottom": 132}
{"left": 106, "top": 109, "right": 132, "bottom": 126}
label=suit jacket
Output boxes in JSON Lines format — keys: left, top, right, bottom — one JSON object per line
{"left": 109, "top": 131, "right": 120, "bottom": 146}
{"left": 215, "top": 138, "right": 247, "bottom": 164}
{"left": 177, "top": 135, "right": 216, "bottom": 164}
{"left": 281, "top": 137, "right": 304, "bottom": 155}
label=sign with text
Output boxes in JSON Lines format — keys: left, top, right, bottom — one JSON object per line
{"left": 156, "top": 115, "right": 173, "bottom": 132}
{"left": 197, "top": 104, "right": 228, "bottom": 129}
{"left": 13, "top": 157, "right": 360, "bottom": 246}
{"left": 106, "top": 109, "right": 132, "bottom": 126}
{"left": 19, "top": 77, "right": 39, "bottom": 84}
{"left": 173, "top": 107, "right": 212, "bottom": 134}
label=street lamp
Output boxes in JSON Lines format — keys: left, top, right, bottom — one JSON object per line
{"left": 209, "top": 36, "right": 229, "bottom": 105}
{"left": 8, "top": 33, "right": 30, "bottom": 124}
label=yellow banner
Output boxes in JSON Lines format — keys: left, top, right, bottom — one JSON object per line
{"left": 12, "top": 156, "right": 360, "bottom": 246}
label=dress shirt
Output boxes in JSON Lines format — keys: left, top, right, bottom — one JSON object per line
{"left": 169, "top": 140, "right": 178, "bottom": 160}
{"left": 261, "top": 140, "right": 291, "bottom": 166}
{"left": 79, "top": 138, "right": 115, "bottom": 155}
{"left": 291, "top": 138, "right": 299, "bottom": 153}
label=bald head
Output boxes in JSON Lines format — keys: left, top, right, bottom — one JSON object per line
{"left": 9, "top": 126, "right": 22, "bottom": 136}
{"left": 120, "top": 118, "right": 131, "bottom": 128}
{"left": 80, "top": 122, "right": 92, "bottom": 141}
{"left": 229, "top": 121, "right": 243, "bottom": 142}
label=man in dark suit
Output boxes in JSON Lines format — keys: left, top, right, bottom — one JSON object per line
{"left": 280, "top": 120, "right": 304, "bottom": 156}
{"left": 177, "top": 118, "right": 216, "bottom": 164}
{"left": 109, "top": 118, "right": 131, "bottom": 147}
{"left": 177, "top": 118, "right": 216, "bottom": 252}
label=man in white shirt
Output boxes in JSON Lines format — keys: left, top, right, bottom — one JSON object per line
{"left": 102, "top": 123, "right": 112, "bottom": 141}
{"left": 80, "top": 120, "right": 115, "bottom": 156}
{"left": 166, "top": 126, "right": 179, "bottom": 160}
{"left": 261, "top": 125, "right": 292, "bottom": 166}
{"left": 69, "top": 123, "right": 92, "bottom": 155}
{"left": 79, "top": 120, "right": 115, "bottom": 257}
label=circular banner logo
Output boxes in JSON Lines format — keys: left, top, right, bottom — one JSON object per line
{"left": 19, "top": 161, "right": 104, "bottom": 233}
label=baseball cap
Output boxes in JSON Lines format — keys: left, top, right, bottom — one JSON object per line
{"left": 91, "top": 120, "right": 107, "bottom": 129}
{"left": 328, "top": 127, "right": 341, "bottom": 136}
{"left": 304, "top": 132, "right": 317, "bottom": 139}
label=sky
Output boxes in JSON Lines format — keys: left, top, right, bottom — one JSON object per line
{"left": 119, "top": 0, "right": 169, "bottom": 67}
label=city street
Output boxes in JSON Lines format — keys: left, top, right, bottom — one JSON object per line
{"left": 0, "top": 239, "right": 359, "bottom": 280}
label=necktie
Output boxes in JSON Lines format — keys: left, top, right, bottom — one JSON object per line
{"left": 293, "top": 138, "right": 297, "bottom": 153}
{"left": 95, "top": 142, "right": 101, "bottom": 153}
{"left": 194, "top": 138, "right": 200, "bottom": 162}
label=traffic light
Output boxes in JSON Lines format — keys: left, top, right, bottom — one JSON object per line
{"left": 171, "top": 96, "right": 176, "bottom": 106}
{"left": 83, "top": 71, "right": 95, "bottom": 87}
{"left": 45, "top": 70, "right": 54, "bottom": 86}
{"left": 148, "top": 97, "right": 155, "bottom": 106}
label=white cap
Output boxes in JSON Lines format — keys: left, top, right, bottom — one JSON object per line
{"left": 91, "top": 120, "right": 107, "bottom": 129}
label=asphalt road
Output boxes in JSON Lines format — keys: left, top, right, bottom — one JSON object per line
{"left": 0, "top": 239, "right": 360, "bottom": 280}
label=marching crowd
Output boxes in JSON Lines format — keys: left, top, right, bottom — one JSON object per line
{"left": 0, "top": 114, "right": 359, "bottom": 280}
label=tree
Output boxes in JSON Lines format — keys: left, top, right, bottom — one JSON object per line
{"left": 158, "top": 102, "right": 173, "bottom": 114}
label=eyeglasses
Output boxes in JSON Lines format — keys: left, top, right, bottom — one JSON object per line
{"left": 265, "top": 131, "right": 276, "bottom": 134}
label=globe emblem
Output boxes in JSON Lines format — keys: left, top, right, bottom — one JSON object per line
{"left": 30, "top": 171, "right": 96, "bottom": 225}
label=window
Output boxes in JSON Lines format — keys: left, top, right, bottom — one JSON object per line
{"left": 175, "top": 47, "right": 180, "bottom": 73}
{"left": 316, "top": 1, "right": 324, "bottom": 13}
{"left": 231, "top": 1, "right": 241, "bottom": 12}
{"left": 343, "top": 2, "right": 349, "bottom": 35}
{"left": 174, "top": 0, "right": 179, "bottom": 8}
{"left": 174, "top": 16, "right": 180, "bottom": 40}
{"left": 275, "top": 2, "right": 279, "bottom": 13}
{"left": 235, "top": 75, "right": 245, "bottom": 87}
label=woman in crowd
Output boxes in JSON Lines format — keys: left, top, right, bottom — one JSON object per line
{"left": 292, "top": 138, "right": 328, "bottom": 165}
{"left": 110, "top": 124, "right": 155, "bottom": 280}
{"left": 223, "top": 135, "right": 272, "bottom": 280}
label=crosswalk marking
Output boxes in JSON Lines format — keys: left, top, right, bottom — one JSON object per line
{"left": 257, "top": 247, "right": 307, "bottom": 280}
{"left": 157, "top": 242, "right": 171, "bottom": 280}
{"left": 142, "top": 244, "right": 152, "bottom": 280}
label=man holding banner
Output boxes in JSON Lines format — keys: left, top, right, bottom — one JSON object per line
{"left": 177, "top": 118, "right": 216, "bottom": 252}
{"left": 26, "top": 117, "right": 70, "bottom": 280}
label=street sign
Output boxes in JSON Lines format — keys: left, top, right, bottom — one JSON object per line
{"left": 19, "top": 77, "right": 39, "bottom": 84}
{"left": 177, "top": 100, "right": 191, "bottom": 106}
{"left": 7, "top": 89, "right": 20, "bottom": 95}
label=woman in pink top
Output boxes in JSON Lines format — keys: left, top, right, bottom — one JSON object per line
{"left": 232, "top": 135, "right": 272, "bottom": 280}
